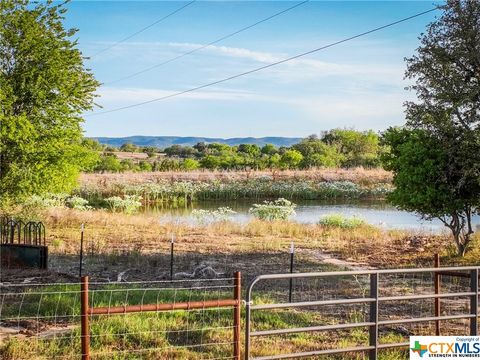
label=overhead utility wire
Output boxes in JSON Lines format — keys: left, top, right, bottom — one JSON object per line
{"left": 87, "top": 7, "right": 437, "bottom": 117}
{"left": 105, "top": 0, "right": 310, "bottom": 85}
{"left": 92, "top": 1, "right": 196, "bottom": 57}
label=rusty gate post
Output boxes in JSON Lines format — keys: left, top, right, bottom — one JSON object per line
{"left": 81, "top": 276, "right": 90, "bottom": 360}
{"left": 434, "top": 254, "right": 441, "bottom": 336}
{"left": 234, "top": 272, "right": 242, "bottom": 360}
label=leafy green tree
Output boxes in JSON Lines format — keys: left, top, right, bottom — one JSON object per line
{"left": 384, "top": 0, "right": 480, "bottom": 256}
{"left": 0, "top": 0, "right": 99, "bottom": 201}
{"left": 141, "top": 146, "right": 160, "bottom": 157}
{"left": 268, "top": 154, "right": 282, "bottom": 169}
{"left": 261, "top": 144, "right": 278, "bottom": 155}
{"left": 293, "top": 137, "right": 344, "bottom": 168}
{"left": 238, "top": 144, "right": 261, "bottom": 157}
{"left": 218, "top": 153, "right": 244, "bottom": 170}
{"left": 382, "top": 128, "right": 479, "bottom": 256}
{"left": 79, "top": 140, "right": 101, "bottom": 172}
{"left": 183, "top": 158, "right": 200, "bottom": 170}
{"left": 304, "top": 151, "right": 343, "bottom": 168}
{"left": 95, "top": 154, "right": 122, "bottom": 173}
{"left": 163, "top": 144, "right": 197, "bottom": 158}
{"left": 82, "top": 138, "right": 104, "bottom": 152}
{"left": 207, "top": 143, "right": 231, "bottom": 153}
{"left": 279, "top": 150, "right": 303, "bottom": 169}
{"left": 322, "top": 129, "right": 380, "bottom": 167}
{"left": 119, "top": 143, "right": 139, "bottom": 152}
{"left": 138, "top": 161, "right": 153, "bottom": 172}
{"left": 120, "top": 159, "right": 139, "bottom": 172}
{"left": 200, "top": 155, "right": 221, "bottom": 170}
{"left": 193, "top": 142, "right": 207, "bottom": 154}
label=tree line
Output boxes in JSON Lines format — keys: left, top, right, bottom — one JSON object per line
{"left": 87, "top": 129, "right": 384, "bottom": 172}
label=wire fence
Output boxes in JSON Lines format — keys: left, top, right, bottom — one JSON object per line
{"left": 47, "top": 239, "right": 314, "bottom": 286}
{"left": 2, "top": 254, "right": 479, "bottom": 359}
{"left": 0, "top": 277, "right": 240, "bottom": 360}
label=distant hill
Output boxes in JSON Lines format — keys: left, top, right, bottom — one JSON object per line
{"left": 92, "top": 136, "right": 303, "bottom": 148}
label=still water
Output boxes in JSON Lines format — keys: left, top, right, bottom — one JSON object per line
{"left": 144, "top": 199, "right": 480, "bottom": 233}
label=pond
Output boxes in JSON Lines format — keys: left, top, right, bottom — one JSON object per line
{"left": 144, "top": 199, "right": 480, "bottom": 233}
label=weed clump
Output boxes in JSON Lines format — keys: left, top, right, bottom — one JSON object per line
{"left": 105, "top": 195, "right": 142, "bottom": 214}
{"left": 318, "top": 214, "right": 366, "bottom": 229}
{"left": 249, "top": 198, "right": 296, "bottom": 221}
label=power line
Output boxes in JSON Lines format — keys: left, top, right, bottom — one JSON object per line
{"left": 87, "top": 7, "right": 438, "bottom": 117}
{"left": 105, "top": 0, "right": 309, "bottom": 85}
{"left": 92, "top": 1, "right": 196, "bottom": 57}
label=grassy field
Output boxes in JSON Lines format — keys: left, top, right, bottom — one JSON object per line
{"left": 2, "top": 169, "right": 479, "bottom": 360}
{"left": 33, "top": 207, "right": 457, "bottom": 279}
{"left": 1, "top": 207, "right": 477, "bottom": 359}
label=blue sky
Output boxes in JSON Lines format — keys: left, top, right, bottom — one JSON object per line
{"left": 66, "top": 1, "right": 440, "bottom": 138}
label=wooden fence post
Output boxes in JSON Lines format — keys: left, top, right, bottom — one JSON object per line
{"left": 81, "top": 276, "right": 90, "bottom": 360}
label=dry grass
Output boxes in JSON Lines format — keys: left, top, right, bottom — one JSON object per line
{"left": 110, "top": 151, "right": 149, "bottom": 160}
{"left": 3, "top": 206, "right": 473, "bottom": 360}
{"left": 80, "top": 167, "right": 392, "bottom": 187}
{"left": 42, "top": 207, "right": 449, "bottom": 275}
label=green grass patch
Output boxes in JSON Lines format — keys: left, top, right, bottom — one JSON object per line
{"left": 318, "top": 214, "right": 367, "bottom": 229}
{"left": 1, "top": 287, "right": 408, "bottom": 359}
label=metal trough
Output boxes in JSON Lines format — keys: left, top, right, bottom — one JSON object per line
{"left": 0, "top": 217, "right": 48, "bottom": 269}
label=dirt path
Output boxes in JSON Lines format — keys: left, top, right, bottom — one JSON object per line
{"left": 0, "top": 325, "right": 77, "bottom": 344}
{"left": 301, "top": 248, "right": 376, "bottom": 270}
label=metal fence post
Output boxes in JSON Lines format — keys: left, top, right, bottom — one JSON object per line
{"left": 369, "top": 273, "right": 378, "bottom": 360}
{"left": 289, "top": 242, "right": 294, "bottom": 303}
{"left": 470, "top": 269, "right": 478, "bottom": 335}
{"left": 170, "top": 235, "right": 175, "bottom": 280}
{"left": 434, "top": 253, "right": 441, "bottom": 335}
{"left": 79, "top": 224, "right": 85, "bottom": 278}
{"left": 81, "top": 276, "right": 90, "bottom": 360}
{"left": 245, "top": 282, "right": 252, "bottom": 360}
{"left": 234, "top": 272, "right": 242, "bottom": 360}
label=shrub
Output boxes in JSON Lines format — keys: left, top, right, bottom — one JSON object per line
{"left": 191, "top": 207, "right": 237, "bottom": 224}
{"left": 66, "top": 196, "right": 91, "bottom": 211}
{"left": 183, "top": 158, "right": 200, "bottom": 170}
{"left": 316, "top": 181, "right": 362, "bottom": 198}
{"left": 249, "top": 198, "right": 296, "bottom": 221}
{"left": 24, "top": 193, "right": 69, "bottom": 208}
{"left": 318, "top": 214, "right": 366, "bottom": 229}
{"left": 105, "top": 195, "right": 142, "bottom": 214}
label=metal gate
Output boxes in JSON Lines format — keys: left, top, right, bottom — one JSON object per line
{"left": 245, "top": 267, "right": 479, "bottom": 360}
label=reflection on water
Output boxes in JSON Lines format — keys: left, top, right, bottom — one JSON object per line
{"left": 143, "top": 199, "right": 480, "bottom": 233}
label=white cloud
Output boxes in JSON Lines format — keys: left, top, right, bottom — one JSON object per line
{"left": 292, "top": 91, "right": 415, "bottom": 128}
{"left": 98, "top": 86, "right": 258, "bottom": 103}
{"left": 166, "top": 42, "right": 405, "bottom": 87}
{"left": 88, "top": 40, "right": 404, "bottom": 84}
{"left": 167, "top": 42, "right": 281, "bottom": 63}
{"left": 91, "top": 41, "right": 412, "bottom": 126}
